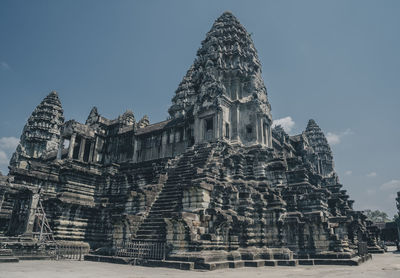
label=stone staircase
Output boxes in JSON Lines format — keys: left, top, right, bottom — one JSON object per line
{"left": 134, "top": 143, "right": 213, "bottom": 241}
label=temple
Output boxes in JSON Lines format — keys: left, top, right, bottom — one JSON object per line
{"left": 0, "top": 12, "right": 379, "bottom": 269}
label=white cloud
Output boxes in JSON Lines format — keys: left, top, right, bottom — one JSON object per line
{"left": 0, "top": 137, "right": 19, "bottom": 150}
{"left": 0, "top": 137, "right": 19, "bottom": 173}
{"left": 367, "top": 172, "right": 377, "bottom": 178}
{"left": 0, "top": 150, "right": 8, "bottom": 165}
{"left": 345, "top": 170, "right": 352, "bottom": 175}
{"left": 380, "top": 179, "right": 400, "bottom": 191}
{"left": 326, "top": 132, "right": 340, "bottom": 145}
{"left": 366, "top": 189, "right": 375, "bottom": 196}
{"left": 0, "top": 61, "right": 10, "bottom": 71}
{"left": 272, "top": 116, "right": 295, "bottom": 133}
{"left": 326, "top": 128, "right": 353, "bottom": 145}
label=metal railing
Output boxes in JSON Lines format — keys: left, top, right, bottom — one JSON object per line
{"left": 6, "top": 242, "right": 88, "bottom": 261}
{"left": 115, "top": 240, "right": 166, "bottom": 260}
{"left": 55, "top": 243, "right": 88, "bottom": 260}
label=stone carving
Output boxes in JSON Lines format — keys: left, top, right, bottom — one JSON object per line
{"left": 0, "top": 11, "right": 378, "bottom": 269}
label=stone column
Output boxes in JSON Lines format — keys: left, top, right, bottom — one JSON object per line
{"left": 183, "top": 125, "right": 187, "bottom": 141}
{"left": 262, "top": 121, "right": 267, "bottom": 145}
{"left": 199, "top": 119, "right": 204, "bottom": 142}
{"left": 90, "top": 137, "right": 98, "bottom": 162}
{"left": 213, "top": 113, "right": 218, "bottom": 139}
{"left": 78, "top": 137, "right": 86, "bottom": 161}
{"left": 92, "top": 136, "right": 99, "bottom": 163}
{"left": 218, "top": 111, "right": 223, "bottom": 140}
{"left": 255, "top": 114, "right": 259, "bottom": 143}
{"left": 194, "top": 118, "right": 200, "bottom": 144}
{"left": 133, "top": 138, "right": 139, "bottom": 163}
{"left": 268, "top": 125, "right": 272, "bottom": 147}
{"left": 68, "top": 133, "right": 76, "bottom": 159}
{"left": 88, "top": 140, "right": 95, "bottom": 163}
{"left": 234, "top": 105, "right": 240, "bottom": 141}
{"left": 258, "top": 117, "right": 264, "bottom": 145}
{"left": 57, "top": 137, "right": 64, "bottom": 160}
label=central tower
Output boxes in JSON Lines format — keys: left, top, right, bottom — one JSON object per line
{"left": 169, "top": 11, "right": 272, "bottom": 146}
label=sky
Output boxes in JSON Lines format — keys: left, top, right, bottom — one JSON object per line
{"left": 0, "top": 0, "right": 399, "bottom": 217}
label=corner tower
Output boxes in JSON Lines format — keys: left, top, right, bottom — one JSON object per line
{"left": 10, "top": 91, "right": 64, "bottom": 169}
{"left": 304, "top": 119, "right": 334, "bottom": 177}
{"left": 169, "top": 11, "right": 272, "bottom": 146}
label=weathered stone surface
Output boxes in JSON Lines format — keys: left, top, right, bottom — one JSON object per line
{"left": 0, "top": 11, "right": 379, "bottom": 267}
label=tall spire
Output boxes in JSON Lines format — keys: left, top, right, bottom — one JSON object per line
{"left": 169, "top": 11, "right": 270, "bottom": 118}
{"left": 10, "top": 91, "right": 64, "bottom": 168}
{"left": 304, "top": 119, "right": 334, "bottom": 176}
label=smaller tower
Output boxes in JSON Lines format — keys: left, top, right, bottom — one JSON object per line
{"left": 304, "top": 119, "right": 334, "bottom": 176}
{"left": 10, "top": 91, "right": 64, "bottom": 169}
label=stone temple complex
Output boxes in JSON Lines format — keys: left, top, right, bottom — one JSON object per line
{"left": 0, "top": 12, "right": 380, "bottom": 269}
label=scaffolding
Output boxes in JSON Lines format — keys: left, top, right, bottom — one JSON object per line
{"left": 31, "top": 197, "right": 55, "bottom": 243}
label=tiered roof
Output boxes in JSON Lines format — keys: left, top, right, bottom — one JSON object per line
{"left": 169, "top": 11, "right": 270, "bottom": 118}
{"left": 11, "top": 91, "right": 64, "bottom": 164}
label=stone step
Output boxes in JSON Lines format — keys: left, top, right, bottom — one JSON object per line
{"left": 135, "top": 229, "right": 165, "bottom": 235}
{"left": 194, "top": 261, "right": 230, "bottom": 270}
{"left": 0, "top": 256, "right": 19, "bottom": 263}
{"left": 134, "top": 235, "right": 165, "bottom": 240}
{"left": 141, "top": 217, "right": 165, "bottom": 222}
{"left": 155, "top": 192, "right": 181, "bottom": 198}
{"left": 136, "top": 225, "right": 164, "bottom": 231}
{"left": 139, "top": 221, "right": 166, "bottom": 227}
{"left": 18, "top": 255, "right": 52, "bottom": 261}
{"left": 140, "top": 259, "right": 194, "bottom": 270}
{"left": 84, "top": 254, "right": 131, "bottom": 264}
{"left": 156, "top": 194, "right": 182, "bottom": 199}
{"left": 151, "top": 202, "right": 179, "bottom": 208}
{"left": 147, "top": 211, "right": 176, "bottom": 216}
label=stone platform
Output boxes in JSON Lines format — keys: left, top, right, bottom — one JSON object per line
{"left": 84, "top": 251, "right": 372, "bottom": 271}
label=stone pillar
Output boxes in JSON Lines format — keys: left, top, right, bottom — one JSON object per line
{"left": 213, "top": 113, "right": 218, "bottom": 139}
{"left": 88, "top": 140, "right": 95, "bottom": 163}
{"left": 57, "top": 137, "right": 64, "bottom": 160}
{"left": 260, "top": 120, "right": 264, "bottom": 145}
{"left": 255, "top": 114, "right": 259, "bottom": 143}
{"left": 234, "top": 105, "right": 240, "bottom": 141}
{"left": 90, "top": 137, "right": 97, "bottom": 162}
{"left": 218, "top": 111, "right": 223, "bottom": 140}
{"left": 68, "top": 133, "right": 76, "bottom": 159}
{"left": 183, "top": 125, "right": 187, "bottom": 141}
{"left": 262, "top": 121, "right": 267, "bottom": 146}
{"left": 133, "top": 138, "right": 139, "bottom": 163}
{"left": 199, "top": 119, "right": 204, "bottom": 142}
{"left": 194, "top": 118, "right": 200, "bottom": 144}
{"left": 78, "top": 137, "right": 86, "bottom": 161}
{"left": 268, "top": 124, "right": 272, "bottom": 147}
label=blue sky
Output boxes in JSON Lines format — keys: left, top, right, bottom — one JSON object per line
{"left": 0, "top": 0, "right": 399, "bottom": 217}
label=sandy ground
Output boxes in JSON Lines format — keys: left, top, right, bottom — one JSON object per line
{"left": 1, "top": 249, "right": 399, "bottom": 278}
